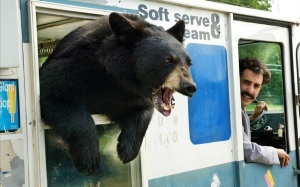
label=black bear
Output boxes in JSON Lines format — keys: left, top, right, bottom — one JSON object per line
{"left": 39, "top": 12, "right": 196, "bottom": 175}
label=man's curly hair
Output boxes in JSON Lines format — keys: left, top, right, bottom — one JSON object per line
{"left": 239, "top": 57, "right": 271, "bottom": 85}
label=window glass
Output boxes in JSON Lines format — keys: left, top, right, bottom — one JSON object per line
{"left": 239, "top": 42, "right": 283, "bottom": 112}
{"left": 45, "top": 124, "right": 141, "bottom": 187}
{"left": 238, "top": 41, "right": 286, "bottom": 151}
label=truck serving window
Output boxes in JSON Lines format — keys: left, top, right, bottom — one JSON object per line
{"left": 239, "top": 41, "right": 287, "bottom": 153}
{"left": 37, "top": 13, "right": 142, "bottom": 187}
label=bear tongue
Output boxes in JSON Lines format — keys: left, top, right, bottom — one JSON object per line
{"left": 161, "top": 87, "right": 174, "bottom": 116}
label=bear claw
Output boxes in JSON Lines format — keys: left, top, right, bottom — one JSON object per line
{"left": 68, "top": 138, "right": 101, "bottom": 175}
{"left": 117, "top": 138, "right": 140, "bottom": 163}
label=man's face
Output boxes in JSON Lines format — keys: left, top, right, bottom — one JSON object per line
{"left": 240, "top": 69, "right": 263, "bottom": 108}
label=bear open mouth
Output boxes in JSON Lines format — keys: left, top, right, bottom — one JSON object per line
{"left": 153, "top": 86, "right": 175, "bottom": 116}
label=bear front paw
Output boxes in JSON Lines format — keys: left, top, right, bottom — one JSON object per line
{"left": 68, "top": 142, "right": 101, "bottom": 175}
{"left": 117, "top": 139, "right": 140, "bottom": 163}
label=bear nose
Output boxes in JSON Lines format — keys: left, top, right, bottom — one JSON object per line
{"left": 182, "top": 82, "right": 197, "bottom": 97}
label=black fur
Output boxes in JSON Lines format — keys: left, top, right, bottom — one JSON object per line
{"left": 40, "top": 12, "right": 196, "bottom": 175}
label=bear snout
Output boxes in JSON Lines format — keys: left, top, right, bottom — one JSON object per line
{"left": 181, "top": 82, "right": 197, "bottom": 97}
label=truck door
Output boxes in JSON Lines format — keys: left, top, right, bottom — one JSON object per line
{"left": 230, "top": 14, "right": 299, "bottom": 186}
{"left": 27, "top": 1, "right": 142, "bottom": 187}
{"left": 294, "top": 24, "right": 300, "bottom": 184}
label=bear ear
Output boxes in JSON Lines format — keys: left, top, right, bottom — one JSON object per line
{"left": 109, "top": 12, "right": 142, "bottom": 42}
{"left": 166, "top": 20, "right": 185, "bottom": 43}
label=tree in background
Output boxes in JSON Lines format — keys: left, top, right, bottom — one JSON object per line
{"left": 207, "top": 0, "right": 272, "bottom": 11}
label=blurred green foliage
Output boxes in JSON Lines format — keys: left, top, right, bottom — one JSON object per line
{"left": 239, "top": 42, "right": 284, "bottom": 110}
{"left": 207, "top": 0, "right": 272, "bottom": 11}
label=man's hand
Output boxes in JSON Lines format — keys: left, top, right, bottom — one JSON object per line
{"left": 277, "top": 149, "right": 290, "bottom": 167}
{"left": 249, "top": 101, "right": 268, "bottom": 122}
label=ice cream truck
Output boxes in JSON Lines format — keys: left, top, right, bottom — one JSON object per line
{"left": 1, "top": 0, "right": 300, "bottom": 186}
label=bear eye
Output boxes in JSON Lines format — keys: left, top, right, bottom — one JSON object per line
{"left": 165, "top": 54, "right": 177, "bottom": 64}
{"left": 165, "top": 58, "right": 173, "bottom": 64}
{"left": 165, "top": 56, "right": 175, "bottom": 64}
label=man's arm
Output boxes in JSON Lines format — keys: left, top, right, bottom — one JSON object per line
{"left": 243, "top": 129, "right": 280, "bottom": 165}
{"left": 246, "top": 102, "right": 290, "bottom": 166}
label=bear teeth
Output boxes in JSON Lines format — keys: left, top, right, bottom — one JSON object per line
{"left": 161, "top": 103, "right": 172, "bottom": 110}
